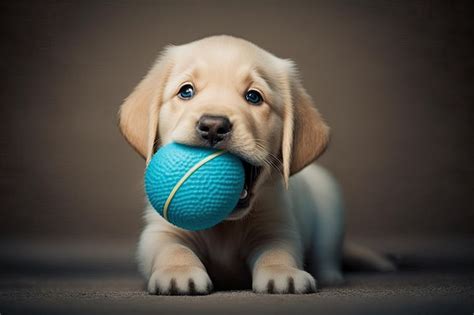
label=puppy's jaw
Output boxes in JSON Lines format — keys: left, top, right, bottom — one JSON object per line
{"left": 225, "top": 165, "right": 269, "bottom": 221}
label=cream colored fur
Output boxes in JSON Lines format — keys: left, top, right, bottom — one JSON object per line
{"left": 119, "top": 35, "right": 393, "bottom": 295}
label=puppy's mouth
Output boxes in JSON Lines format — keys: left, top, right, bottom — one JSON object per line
{"left": 227, "top": 160, "right": 262, "bottom": 220}
{"left": 169, "top": 138, "right": 263, "bottom": 220}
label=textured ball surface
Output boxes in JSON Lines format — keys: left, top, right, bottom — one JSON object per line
{"left": 144, "top": 143, "right": 245, "bottom": 231}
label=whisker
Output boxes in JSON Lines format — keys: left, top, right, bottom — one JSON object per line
{"left": 228, "top": 138, "right": 285, "bottom": 181}
{"left": 252, "top": 144, "right": 283, "bottom": 177}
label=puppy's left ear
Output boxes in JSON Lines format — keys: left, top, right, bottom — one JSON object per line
{"left": 281, "top": 61, "right": 330, "bottom": 186}
{"left": 118, "top": 47, "right": 174, "bottom": 162}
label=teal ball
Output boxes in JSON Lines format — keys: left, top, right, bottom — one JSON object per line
{"left": 144, "top": 142, "right": 245, "bottom": 231}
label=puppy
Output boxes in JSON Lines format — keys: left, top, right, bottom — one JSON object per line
{"left": 119, "top": 35, "right": 394, "bottom": 295}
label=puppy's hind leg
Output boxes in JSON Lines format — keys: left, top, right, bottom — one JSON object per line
{"left": 310, "top": 200, "right": 345, "bottom": 285}
{"left": 303, "top": 165, "right": 345, "bottom": 286}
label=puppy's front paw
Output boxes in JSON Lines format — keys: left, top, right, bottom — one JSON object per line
{"left": 148, "top": 266, "right": 213, "bottom": 295}
{"left": 253, "top": 265, "right": 316, "bottom": 294}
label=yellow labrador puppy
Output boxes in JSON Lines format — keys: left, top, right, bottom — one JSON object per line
{"left": 119, "top": 35, "right": 393, "bottom": 295}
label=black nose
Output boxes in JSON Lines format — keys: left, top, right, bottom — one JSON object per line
{"left": 196, "top": 115, "right": 232, "bottom": 146}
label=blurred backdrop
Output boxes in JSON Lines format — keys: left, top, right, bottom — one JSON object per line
{"left": 1, "top": 0, "right": 473, "bottom": 241}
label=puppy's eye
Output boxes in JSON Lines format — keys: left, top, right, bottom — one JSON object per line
{"left": 245, "top": 90, "right": 263, "bottom": 105}
{"left": 177, "top": 84, "right": 195, "bottom": 100}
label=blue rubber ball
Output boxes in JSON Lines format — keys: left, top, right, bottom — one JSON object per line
{"left": 144, "top": 143, "right": 245, "bottom": 231}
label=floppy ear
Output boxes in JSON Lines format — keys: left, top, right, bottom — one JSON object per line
{"left": 118, "top": 47, "right": 174, "bottom": 162}
{"left": 281, "top": 62, "right": 330, "bottom": 186}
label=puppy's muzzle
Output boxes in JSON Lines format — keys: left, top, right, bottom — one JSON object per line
{"left": 196, "top": 115, "right": 232, "bottom": 147}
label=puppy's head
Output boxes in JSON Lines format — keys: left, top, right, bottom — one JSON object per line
{"left": 119, "top": 35, "right": 329, "bottom": 219}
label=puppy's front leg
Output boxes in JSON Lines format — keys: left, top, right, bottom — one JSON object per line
{"left": 249, "top": 246, "right": 316, "bottom": 294}
{"left": 138, "top": 228, "right": 212, "bottom": 295}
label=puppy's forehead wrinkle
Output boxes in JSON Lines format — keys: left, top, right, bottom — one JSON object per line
{"left": 241, "top": 68, "right": 273, "bottom": 98}
{"left": 187, "top": 57, "right": 209, "bottom": 74}
{"left": 252, "top": 67, "right": 280, "bottom": 91}
{"left": 172, "top": 63, "right": 203, "bottom": 84}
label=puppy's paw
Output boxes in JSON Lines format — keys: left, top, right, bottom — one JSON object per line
{"left": 148, "top": 266, "right": 213, "bottom": 295}
{"left": 253, "top": 265, "right": 316, "bottom": 294}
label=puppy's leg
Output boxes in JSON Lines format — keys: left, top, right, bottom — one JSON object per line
{"left": 310, "top": 204, "right": 345, "bottom": 286}
{"left": 299, "top": 164, "right": 345, "bottom": 286}
{"left": 249, "top": 246, "right": 316, "bottom": 294}
{"left": 309, "top": 185, "right": 345, "bottom": 286}
{"left": 138, "top": 227, "right": 212, "bottom": 295}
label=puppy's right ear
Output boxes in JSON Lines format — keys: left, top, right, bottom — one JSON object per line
{"left": 118, "top": 47, "right": 174, "bottom": 162}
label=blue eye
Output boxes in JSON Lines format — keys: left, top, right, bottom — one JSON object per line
{"left": 178, "top": 84, "right": 194, "bottom": 100}
{"left": 245, "top": 90, "right": 263, "bottom": 105}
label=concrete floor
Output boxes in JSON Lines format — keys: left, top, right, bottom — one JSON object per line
{"left": 1, "top": 237, "right": 473, "bottom": 315}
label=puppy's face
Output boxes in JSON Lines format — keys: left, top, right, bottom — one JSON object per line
{"left": 157, "top": 39, "right": 285, "bottom": 218}
{"left": 119, "top": 36, "right": 329, "bottom": 220}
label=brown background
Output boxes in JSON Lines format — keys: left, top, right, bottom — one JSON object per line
{"left": 1, "top": 0, "right": 473, "bottom": 241}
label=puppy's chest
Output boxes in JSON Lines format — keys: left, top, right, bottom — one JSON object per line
{"left": 204, "top": 233, "right": 243, "bottom": 267}
{"left": 201, "top": 231, "right": 251, "bottom": 289}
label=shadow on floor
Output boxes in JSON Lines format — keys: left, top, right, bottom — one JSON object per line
{"left": 1, "top": 237, "right": 473, "bottom": 315}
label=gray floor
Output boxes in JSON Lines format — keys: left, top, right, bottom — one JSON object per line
{"left": 1, "top": 237, "right": 473, "bottom": 315}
